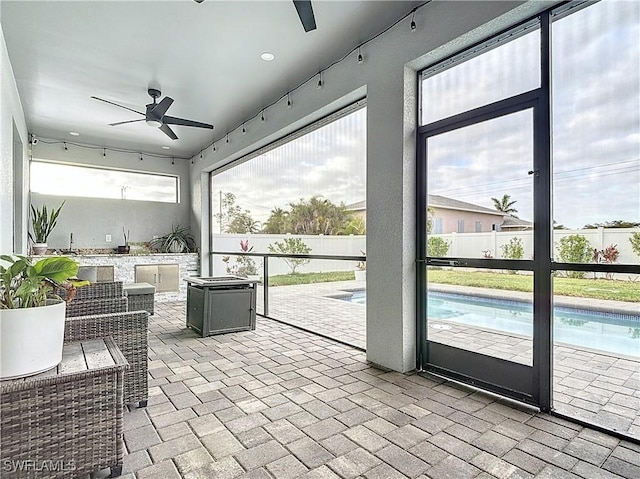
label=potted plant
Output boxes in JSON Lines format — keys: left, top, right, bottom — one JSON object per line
{"left": 354, "top": 250, "right": 366, "bottom": 281}
{"left": 151, "top": 224, "right": 195, "bottom": 253}
{"left": 0, "top": 255, "right": 88, "bottom": 379}
{"left": 29, "top": 201, "right": 65, "bottom": 255}
{"left": 117, "top": 227, "right": 130, "bottom": 254}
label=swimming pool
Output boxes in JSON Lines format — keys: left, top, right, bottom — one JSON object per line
{"left": 338, "top": 290, "right": 640, "bottom": 356}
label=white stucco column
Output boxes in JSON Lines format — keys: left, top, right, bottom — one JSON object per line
{"left": 366, "top": 66, "right": 418, "bottom": 372}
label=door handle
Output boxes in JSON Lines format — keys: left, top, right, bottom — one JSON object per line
{"left": 427, "top": 259, "right": 460, "bottom": 266}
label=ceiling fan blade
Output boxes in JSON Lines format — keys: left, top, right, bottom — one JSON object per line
{"left": 109, "top": 119, "right": 145, "bottom": 126}
{"left": 151, "top": 96, "right": 174, "bottom": 118}
{"left": 163, "top": 115, "right": 213, "bottom": 129}
{"left": 160, "top": 123, "right": 178, "bottom": 140}
{"left": 91, "top": 96, "right": 144, "bottom": 116}
{"left": 293, "top": 0, "right": 316, "bottom": 32}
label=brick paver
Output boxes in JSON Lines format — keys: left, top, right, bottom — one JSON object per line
{"left": 100, "top": 301, "right": 640, "bottom": 479}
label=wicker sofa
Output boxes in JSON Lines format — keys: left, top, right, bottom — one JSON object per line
{"left": 62, "top": 281, "right": 149, "bottom": 407}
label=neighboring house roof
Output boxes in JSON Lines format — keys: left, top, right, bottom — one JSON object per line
{"left": 345, "top": 200, "right": 366, "bottom": 212}
{"left": 346, "top": 196, "right": 504, "bottom": 217}
{"left": 501, "top": 216, "right": 533, "bottom": 229}
{"left": 428, "top": 195, "right": 504, "bottom": 217}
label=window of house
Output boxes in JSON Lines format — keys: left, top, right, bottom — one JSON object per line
{"left": 475, "top": 221, "right": 482, "bottom": 232}
{"left": 30, "top": 161, "right": 179, "bottom": 203}
{"left": 434, "top": 218, "right": 443, "bottom": 234}
{"left": 457, "top": 219, "right": 465, "bottom": 233}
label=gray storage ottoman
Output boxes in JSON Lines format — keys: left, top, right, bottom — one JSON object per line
{"left": 123, "top": 282, "right": 156, "bottom": 315}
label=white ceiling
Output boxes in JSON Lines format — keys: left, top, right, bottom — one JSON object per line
{"left": 1, "top": 0, "right": 422, "bottom": 158}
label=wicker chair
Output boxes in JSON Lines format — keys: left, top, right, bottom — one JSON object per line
{"left": 65, "top": 311, "right": 149, "bottom": 407}
{"left": 60, "top": 281, "right": 128, "bottom": 318}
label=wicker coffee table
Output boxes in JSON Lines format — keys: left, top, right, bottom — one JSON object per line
{"left": 1, "top": 338, "right": 129, "bottom": 478}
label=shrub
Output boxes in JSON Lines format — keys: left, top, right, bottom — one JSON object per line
{"left": 268, "top": 238, "right": 312, "bottom": 274}
{"left": 501, "top": 237, "right": 524, "bottom": 274}
{"left": 501, "top": 238, "right": 524, "bottom": 260}
{"left": 556, "top": 234, "right": 592, "bottom": 278}
{"left": 222, "top": 240, "right": 258, "bottom": 277}
{"left": 630, "top": 232, "right": 640, "bottom": 259}
{"left": 427, "top": 237, "right": 450, "bottom": 257}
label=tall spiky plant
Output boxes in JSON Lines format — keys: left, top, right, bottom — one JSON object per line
{"left": 29, "top": 201, "right": 65, "bottom": 243}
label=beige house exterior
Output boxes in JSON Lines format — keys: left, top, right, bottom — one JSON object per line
{"left": 347, "top": 195, "right": 532, "bottom": 234}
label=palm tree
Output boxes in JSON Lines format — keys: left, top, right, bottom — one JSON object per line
{"left": 491, "top": 194, "right": 518, "bottom": 216}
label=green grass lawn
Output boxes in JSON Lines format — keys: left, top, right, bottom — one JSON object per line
{"left": 427, "top": 269, "right": 639, "bottom": 302}
{"left": 268, "top": 269, "right": 639, "bottom": 302}
{"left": 269, "top": 271, "right": 355, "bottom": 286}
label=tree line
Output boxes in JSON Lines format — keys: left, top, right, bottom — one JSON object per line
{"left": 215, "top": 193, "right": 366, "bottom": 235}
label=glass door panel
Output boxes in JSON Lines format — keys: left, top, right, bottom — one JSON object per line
{"left": 552, "top": 270, "right": 640, "bottom": 439}
{"left": 422, "top": 107, "right": 538, "bottom": 404}
{"left": 427, "top": 270, "right": 534, "bottom": 366}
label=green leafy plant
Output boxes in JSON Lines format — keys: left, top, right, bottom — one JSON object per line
{"left": 501, "top": 238, "right": 525, "bottom": 260}
{"left": 501, "top": 237, "right": 524, "bottom": 273}
{"left": 630, "top": 232, "right": 640, "bottom": 259}
{"left": 223, "top": 240, "right": 258, "bottom": 277}
{"left": 268, "top": 237, "right": 311, "bottom": 274}
{"left": 556, "top": 234, "right": 592, "bottom": 278}
{"left": 29, "top": 202, "right": 64, "bottom": 243}
{"left": 0, "top": 255, "right": 88, "bottom": 309}
{"left": 427, "top": 237, "right": 450, "bottom": 257}
{"left": 151, "top": 224, "right": 195, "bottom": 253}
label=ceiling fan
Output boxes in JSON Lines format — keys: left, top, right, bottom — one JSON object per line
{"left": 194, "top": 0, "right": 316, "bottom": 32}
{"left": 91, "top": 88, "right": 213, "bottom": 140}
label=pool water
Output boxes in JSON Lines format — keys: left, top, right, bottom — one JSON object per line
{"left": 340, "top": 290, "right": 640, "bottom": 356}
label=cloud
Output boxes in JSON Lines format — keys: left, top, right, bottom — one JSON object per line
{"left": 213, "top": 1, "right": 638, "bottom": 231}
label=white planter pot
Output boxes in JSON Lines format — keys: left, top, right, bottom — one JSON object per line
{"left": 354, "top": 269, "right": 366, "bottom": 281}
{"left": 32, "top": 242, "right": 48, "bottom": 255}
{"left": 0, "top": 301, "right": 66, "bottom": 380}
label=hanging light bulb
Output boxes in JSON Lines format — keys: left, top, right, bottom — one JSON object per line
{"left": 225, "top": 133, "right": 229, "bottom": 143}
{"left": 242, "top": 123, "right": 246, "bottom": 134}
{"left": 64, "top": 142, "right": 68, "bottom": 151}
{"left": 213, "top": 142, "right": 217, "bottom": 152}
{"left": 357, "top": 46, "right": 363, "bottom": 64}
{"left": 261, "top": 110, "right": 265, "bottom": 122}
{"left": 191, "top": 158, "right": 194, "bottom": 165}
{"left": 317, "top": 71, "right": 323, "bottom": 89}
{"left": 410, "top": 9, "right": 417, "bottom": 32}
{"left": 200, "top": 151, "right": 203, "bottom": 159}
{"left": 287, "top": 92, "right": 292, "bottom": 109}
{"left": 140, "top": 155, "right": 143, "bottom": 162}
{"left": 171, "top": 157, "right": 175, "bottom": 165}
{"left": 103, "top": 148, "right": 106, "bottom": 157}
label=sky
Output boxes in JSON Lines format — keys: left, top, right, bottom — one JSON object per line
{"left": 216, "top": 1, "right": 638, "bottom": 231}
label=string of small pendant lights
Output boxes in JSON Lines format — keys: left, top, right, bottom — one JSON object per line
{"left": 194, "top": 2, "right": 430, "bottom": 162}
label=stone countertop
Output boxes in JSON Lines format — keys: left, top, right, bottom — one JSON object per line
{"left": 41, "top": 249, "right": 198, "bottom": 257}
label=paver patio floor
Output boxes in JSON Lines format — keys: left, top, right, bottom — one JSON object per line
{"left": 113, "top": 301, "right": 640, "bottom": 478}
{"left": 254, "top": 280, "right": 640, "bottom": 440}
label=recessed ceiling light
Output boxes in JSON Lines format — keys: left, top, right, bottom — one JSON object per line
{"left": 69, "top": 131, "right": 79, "bottom": 136}
{"left": 261, "top": 52, "right": 275, "bottom": 61}
{"left": 162, "top": 146, "right": 170, "bottom": 150}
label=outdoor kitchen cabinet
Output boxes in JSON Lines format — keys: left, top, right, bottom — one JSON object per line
{"left": 186, "top": 277, "right": 257, "bottom": 337}
{"left": 135, "top": 264, "right": 179, "bottom": 292}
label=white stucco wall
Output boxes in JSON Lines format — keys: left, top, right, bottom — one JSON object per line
{"left": 188, "top": 1, "right": 554, "bottom": 372}
{"left": 0, "top": 24, "right": 28, "bottom": 254}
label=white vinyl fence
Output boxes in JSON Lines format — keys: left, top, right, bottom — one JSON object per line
{"left": 212, "top": 228, "right": 639, "bottom": 276}
{"left": 212, "top": 234, "right": 366, "bottom": 276}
